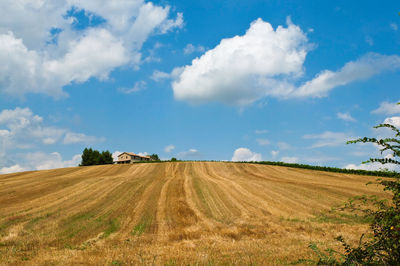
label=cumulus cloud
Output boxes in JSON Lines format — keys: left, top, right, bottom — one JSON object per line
{"left": 0, "top": 152, "right": 81, "bottom": 174}
{"left": 337, "top": 112, "right": 356, "bottom": 122}
{"left": 0, "top": 107, "right": 103, "bottom": 149}
{"left": 0, "top": 164, "right": 28, "bottom": 174}
{"left": 0, "top": 0, "right": 183, "bottom": 97}
{"left": 0, "top": 107, "right": 65, "bottom": 150}
{"left": 303, "top": 131, "right": 353, "bottom": 148}
{"left": 183, "top": 43, "right": 205, "bottom": 55}
{"left": 171, "top": 18, "right": 400, "bottom": 106}
{"left": 384, "top": 116, "right": 400, "bottom": 128}
{"left": 172, "top": 18, "right": 309, "bottom": 105}
{"left": 232, "top": 148, "right": 262, "bottom": 161}
{"left": 164, "top": 144, "right": 175, "bottom": 153}
{"left": 372, "top": 101, "right": 400, "bottom": 115}
{"left": 0, "top": 107, "right": 104, "bottom": 171}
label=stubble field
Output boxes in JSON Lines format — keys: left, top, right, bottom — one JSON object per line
{"left": 0, "top": 162, "right": 388, "bottom": 265}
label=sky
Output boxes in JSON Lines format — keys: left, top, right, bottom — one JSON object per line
{"left": 1, "top": 0, "right": 400, "bottom": 174}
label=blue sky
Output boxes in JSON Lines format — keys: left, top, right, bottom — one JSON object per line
{"left": 1, "top": 0, "right": 400, "bottom": 173}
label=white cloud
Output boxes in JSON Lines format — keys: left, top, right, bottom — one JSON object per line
{"left": 172, "top": 17, "right": 400, "bottom": 106}
{"left": 303, "top": 131, "right": 352, "bottom": 148}
{"left": 151, "top": 70, "right": 171, "bottom": 81}
{"left": 164, "top": 144, "right": 175, "bottom": 153}
{"left": 112, "top": 151, "right": 122, "bottom": 162}
{"left": 118, "top": 81, "right": 147, "bottom": 94}
{"left": 172, "top": 18, "right": 309, "bottom": 105}
{"left": 0, "top": 0, "right": 183, "bottom": 97}
{"left": 0, "top": 152, "right": 81, "bottom": 174}
{"left": 346, "top": 154, "right": 400, "bottom": 172}
{"left": 390, "top": 23, "right": 398, "bottom": 31}
{"left": 137, "top": 152, "right": 149, "bottom": 157}
{"left": 337, "top": 112, "right": 356, "bottom": 122}
{"left": 159, "top": 12, "right": 184, "bottom": 34}
{"left": 232, "top": 148, "right": 262, "bottom": 161}
{"left": 256, "top": 138, "right": 270, "bottom": 145}
{"left": 280, "top": 156, "right": 299, "bottom": 163}
{"left": 271, "top": 150, "right": 279, "bottom": 158}
{"left": 255, "top": 129, "right": 268, "bottom": 134}
{"left": 177, "top": 149, "right": 200, "bottom": 159}
{"left": 0, "top": 107, "right": 103, "bottom": 149}
{"left": 0, "top": 107, "right": 65, "bottom": 150}
{"left": 384, "top": 116, "right": 400, "bottom": 128}
{"left": 62, "top": 132, "right": 104, "bottom": 144}
{"left": 183, "top": 43, "right": 205, "bottom": 55}
{"left": 0, "top": 164, "right": 28, "bottom": 174}
{"left": 44, "top": 28, "right": 129, "bottom": 83}
{"left": 293, "top": 53, "right": 400, "bottom": 98}
{"left": 0, "top": 107, "right": 104, "bottom": 170}
{"left": 372, "top": 101, "right": 400, "bottom": 115}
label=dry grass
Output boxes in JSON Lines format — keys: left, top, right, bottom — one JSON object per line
{"left": 0, "top": 162, "right": 388, "bottom": 265}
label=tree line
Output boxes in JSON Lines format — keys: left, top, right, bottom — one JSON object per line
{"left": 80, "top": 148, "right": 113, "bottom": 166}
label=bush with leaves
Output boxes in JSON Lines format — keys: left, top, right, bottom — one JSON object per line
{"left": 305, "top": 104, "right": 400, "bottom": 265}
{"left": 340, "top": 118, "right": 400, "bottom": 265}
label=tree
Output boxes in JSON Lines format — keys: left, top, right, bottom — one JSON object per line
{"left": 80, "top": 148, "right": 114, "bottom": 166}
{"left": 336, "top": 104, "right": 400, "bottom": 264}
{"left": 80, "top": 148, "right": 91, "bottom": 166}
{"left": 171, "top": 157, "right": 177, "bottom": 162}
{"left": 101, "top": 151, "right": 114, "bottom": 164}
{"left": 150, "top": 154, "right": 160, "bottom": 161}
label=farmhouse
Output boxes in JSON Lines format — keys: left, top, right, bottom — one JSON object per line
{"left": 116, "top": 152, "right": 151, "bottom": 164}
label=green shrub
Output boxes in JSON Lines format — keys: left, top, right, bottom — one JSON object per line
{"left": 307, "top": 113, "right": 400, "bottom": 265}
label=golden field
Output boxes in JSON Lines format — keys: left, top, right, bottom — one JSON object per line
{"left": 0, "top": 162, "right": 388, "bottom": 265}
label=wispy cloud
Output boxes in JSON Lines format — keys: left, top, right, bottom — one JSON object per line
{"left": 177, "top": 149, "right": 201, "bottom": 158}
{"left": 164, "top": 144, "right": 175, "bottom": 153}
{"left": 372, "top": 100, "right": 400, "bottom": 115}
{"left": 280, "top": 156, "right": 299, "bottom": 163}
{"left": 151, "top": 70, "right": 171, "bottom": 82}
{"left": 183, "top": 43, "right": 205, "bottom": 55}
{"left": 303, "top": 131, "right": 353, "bottom": 148}
{"left": 118, "top": 81, "right": 146, "bottom": 94}
{"left": 255, "top": 129, "right": 268, "bottom": 134}
{"left": 337, "top": 112, "right": 356, "bottom": 122}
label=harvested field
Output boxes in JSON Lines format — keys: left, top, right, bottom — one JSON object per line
{"left": 0, "top": 162, "right": 389, "bottom": 265}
